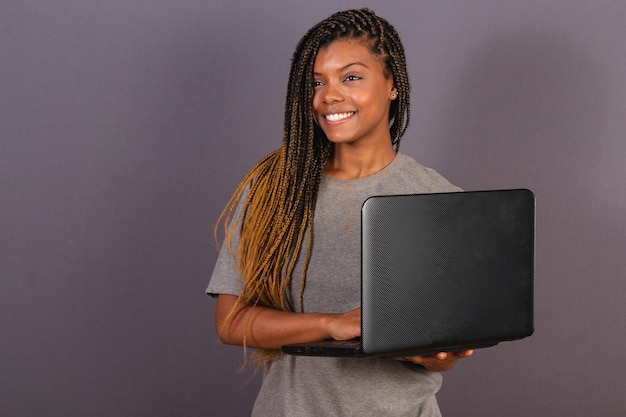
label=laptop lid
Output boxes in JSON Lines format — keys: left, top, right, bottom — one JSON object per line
{"left": 282, "top": 189, "right": 535, "bottom": 357}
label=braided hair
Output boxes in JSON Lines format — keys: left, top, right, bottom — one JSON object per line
{"left": 217, "top": 8, "right": 410, "bottom": 364}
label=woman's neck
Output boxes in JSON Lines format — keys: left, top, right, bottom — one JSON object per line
{"left": 324, "top": 143, "right": 397, "bottom": 179}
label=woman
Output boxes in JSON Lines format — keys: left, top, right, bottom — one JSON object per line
{"left": 208, "top": 9, "right": 472, "bottom": 416}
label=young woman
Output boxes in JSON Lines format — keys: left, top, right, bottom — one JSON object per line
{"left": 208, "top": 9, "right": 472, "bottom": 416}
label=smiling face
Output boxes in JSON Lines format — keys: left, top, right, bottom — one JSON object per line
{"left": 312, "top": 38, "right": 397, "bottom": 148}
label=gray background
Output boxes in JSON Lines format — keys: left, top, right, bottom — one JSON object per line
{"left": 2, "top": 0, "right": 625, "bottom": 416}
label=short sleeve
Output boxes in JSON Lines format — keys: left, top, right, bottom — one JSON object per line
{"left": 206, "top": 191, "right": 247, "bottom": 298}
{"left": 206, "top": 237, "right": 244, "bottom": 297}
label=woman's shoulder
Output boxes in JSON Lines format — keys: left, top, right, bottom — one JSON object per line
{"left": 392, "top": 153, "right": 462, "bottom": 193}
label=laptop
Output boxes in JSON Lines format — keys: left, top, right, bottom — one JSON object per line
{"left": 282, "top": 189, "right": 535, "bottom": 358}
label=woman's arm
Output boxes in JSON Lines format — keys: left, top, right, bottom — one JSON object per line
{"left": 215, "top": 294, "right": 361, "bottom": 349}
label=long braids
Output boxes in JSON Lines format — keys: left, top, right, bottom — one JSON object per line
{"left": 217, "top": 8, "right": 410, "bottom": 365}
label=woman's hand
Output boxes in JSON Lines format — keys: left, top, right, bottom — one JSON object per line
{"left": 398, "top": 350, "right": 474, "bottom": 372}
{"left": 325, "top": 307, "right": 361, "bottom": 341}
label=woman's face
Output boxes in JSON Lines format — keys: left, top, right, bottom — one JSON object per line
{"left": 312, "top": 38, "right": 397, "bottom": 148}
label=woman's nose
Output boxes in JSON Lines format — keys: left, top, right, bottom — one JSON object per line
{"left": 322, "top": 82, "right": 344, "bottom": 104}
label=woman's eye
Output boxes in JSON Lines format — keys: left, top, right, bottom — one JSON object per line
{"left": 312, "top": 80, "right": 323, "bottom": 88}
{"left": 345, "top": 75, "right": 361, "bottom": 81}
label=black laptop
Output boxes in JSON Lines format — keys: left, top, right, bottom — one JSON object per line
{"left": 282, "top": 189, "right": 535, "bottom": 358}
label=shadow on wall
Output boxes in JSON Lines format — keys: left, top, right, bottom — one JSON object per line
{"left": 436, "top": 28, "right": 626, "bottom": 415}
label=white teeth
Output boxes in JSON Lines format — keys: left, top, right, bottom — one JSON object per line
{"left": 325, "top": 112, "right": 354, "bottom": 122}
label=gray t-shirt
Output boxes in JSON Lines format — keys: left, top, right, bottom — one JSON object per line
{"left": 208, "top": 153, "right": 461, "bottom": 417}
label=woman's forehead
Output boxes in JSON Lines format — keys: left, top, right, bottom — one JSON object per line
{"left": 313, "top": 38, "right": 383, "bottom": 72}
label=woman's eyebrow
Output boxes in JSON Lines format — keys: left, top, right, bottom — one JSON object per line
{"left": 313, "top": 61, "right": 369, "bottom": 76}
